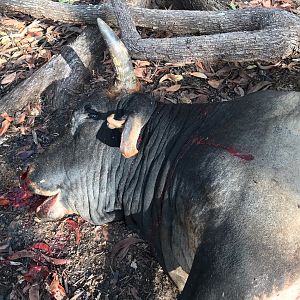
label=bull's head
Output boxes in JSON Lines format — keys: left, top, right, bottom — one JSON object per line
{"left": 26, "top": 19, "right": 156, "bottom": 223}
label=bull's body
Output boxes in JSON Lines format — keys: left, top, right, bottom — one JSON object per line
{"left": 29, "top": 90, "right": 300, "bottom": 299}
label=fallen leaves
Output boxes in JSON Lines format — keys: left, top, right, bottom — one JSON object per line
{"left": 30, "top": 242, "right": 52, "bottom": 256}
{"left": 0, "top": 119, "right": 12, "bottom": 136}
{"left": 189, "top": 72, "right": 208, "bottom": 79}
{"left": 247, "top": 81, "right": 273, "bottom": 93}
{"left": 165, "top": 84, "right": 182, "bottom": 92}
{"left": 49, "top": 274, "right": 67, "bottom": 300}
{"left": 9, "top": 247, "right": 71, "bottom": 266}
{"left": 111, "top": 237, "right": 143, "bottom": 261}
{"left": 208, "top": 79, "right": 224, "bottom": 89}
{"left": 24, "top": 266, "right": 50, "bottom": 283}
{"left": 0, "top": 14, "right": 83, "bottom": 97}
{"left": 0, "top": 103, "right": 41, "bottom": 138}
{"left": 1, "top": 72, "right": 17, "bottom": 85}
{"left": 159, "top": 73, "right": 183, "bottom": 83}
{"left": 0, "top": 196, "right": 10, "bottom": 206}
{"left": 65, "top": 218, "right": 81, "bottom": 245}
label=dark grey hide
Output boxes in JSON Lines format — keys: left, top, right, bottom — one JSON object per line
{"left": 28, "top": 90, "right": 300, "bottom": 300}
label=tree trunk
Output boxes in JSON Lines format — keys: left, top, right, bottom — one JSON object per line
{"left": 127, "top": 0, "right": 152, "bottom": 7}
{"left": 110, "top": 0, "right": 300, "bottom": 62}
{"left": 0, "top": 27, "right": 105, "bottom": 115}
{"left": 175, "top": 0, "right": 229, "bottom": 10}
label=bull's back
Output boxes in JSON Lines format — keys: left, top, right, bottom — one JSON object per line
{"left": 167, "top": 91, "right": 300, "bottom": 299}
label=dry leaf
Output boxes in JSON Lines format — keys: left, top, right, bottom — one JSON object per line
{"left": 8, "top": 249, "right": 71, "bottom": 265}
{"left": 234, "top": 86, "right": 245, "bottom": 97}
{"left": 257, "top": 62, "right": 281, "bottom": 70}
{"left": 165, "top": 62, "right": 192, "bottom": 67}
{"left": 134, "top": 67, "right": 145, "bottom": 78}
{"left": 0, "top": 119, "right": 11, "bottom": 136}
{"left": 65, "top": 219, "right": 81, "bottom": 245}
{"left": 49, "top": 274, "right": 67, "bottom": 300}
{"left": 111, "top": 237, "right": 143, "bottom": 261}
{"left": 24, "top": 266, "right": 49, "bottom": 283}
{"left": 165, "top": 84, "right": 181, "bottom": 92}
{"left": 208, "top": 79, "right": 223, "bottom": 89}
{"left": 40, "top": 254, "right": 71, "bottom": 265}
{"left": 159, "top": 74, "right": 183, "bottom": 83}
{"left": 247, "top": 81, "right": 272, "bottom": 94}
{"left": 1, "top": 72, "right": 17, "bottom": 85}
{"left": 195, "top": 60, "right": 205, "bottom": 70}
{"left": 1, "top": 112, "right": 14, "bottom": 122}
{"left": 190, "top": 72, "right": 208, "bottom": 79}
{"left": 31, "top": 242, "right": 52, "bottom": 255}
{"left": 2, "top": 18, "right": 25, "bottom": 30}
{"left": 135, "top": 60, "right": 150, "bottom": 67}
{"left": 16, "top": 112, "right": 26, "bottom": 124}
{"left": 0, "top": 197, "right": 10, "bottom": 206}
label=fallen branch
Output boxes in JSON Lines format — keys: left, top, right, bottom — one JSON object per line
{"left": 1, "top": 0, "right": 299, "bottom": 35}
{"left": 111, "top": 0, "right": 300, "bottom": 62}
{"left": 0, "top": 26, "right": 105, "bottom": 114}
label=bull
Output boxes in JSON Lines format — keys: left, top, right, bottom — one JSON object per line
{"left": 26, "top": 18, "right": 300, "bottom": 299}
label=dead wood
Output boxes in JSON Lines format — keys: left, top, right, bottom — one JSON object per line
{"left": 1, "top": 0, "right": 299, "bottom": 36}
{"left": 0, "top": 27, "right": 105, "bottom": 115}
{"left": 174, "top": 0, "right": 229, "bottom": 10}
{"left": 110, "top": 0, "right": 300, "bottom": 62}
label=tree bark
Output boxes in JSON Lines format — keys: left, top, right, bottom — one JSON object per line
{"left": 110, "top": 0, "right": 300, "bottom": 62}
{"left": 1, "top": 0, "right": 300, "bottom": 63}
{"left": 0, "top": 27, "right": 105, "bottom": 114}
{"left": 175, "top": 0, "right": 229, "bottom": 11}
{"left": 1, "top": 0, "right": 298, "bottom": 35}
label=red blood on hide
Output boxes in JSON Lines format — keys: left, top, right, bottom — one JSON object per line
{"left": 191, "top": 136, "right": 254, "bottom": 161}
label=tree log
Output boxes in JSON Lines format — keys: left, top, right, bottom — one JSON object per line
{"left": 109, "top": 0, "right": 300, "bottom": 62}
{"left": 1, "top": 0, "right": 299, "bottom": 35}
{"left": 0, "top": 27, "right": 105, "bottom": 114}
{"left": 175, "top": 0, "right": 229, "bottom": 11}
{"left": 1, "top": 0, "right": 300, "bottom": 63}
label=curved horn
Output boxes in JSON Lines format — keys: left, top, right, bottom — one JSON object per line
{"left": 97, "top": 18, "right": 138, "bottom": 93}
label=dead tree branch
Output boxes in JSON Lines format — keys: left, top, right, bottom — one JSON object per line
{"left": 111, "top": 0, "right": 300, "bottom": 62}
{"left": 0, "top": 27, "right": 105, "bottom": 114}
{"left": 1, "top": 0, "right": 299, "bottom": 36}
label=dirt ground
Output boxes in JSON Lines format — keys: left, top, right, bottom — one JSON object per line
{"left": 0, "top": 1, "right": 300, "bottom": 300}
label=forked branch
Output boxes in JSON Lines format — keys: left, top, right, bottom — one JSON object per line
{"left": 111, "top": 0, "right": 300, "bottom": 62}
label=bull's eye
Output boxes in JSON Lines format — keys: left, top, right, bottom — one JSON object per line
{"left": 84, "top": 104, "right": 101, "bottom": 120}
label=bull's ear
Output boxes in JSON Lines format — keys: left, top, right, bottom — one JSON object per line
{"left": 106, "top": 113, "right": 142, "bottom": 158}
{"left": 107, "top": 94, "right": 157, "bottom": 158}
{"left": 119, "top": 114, "right": 143, "bottom": 158}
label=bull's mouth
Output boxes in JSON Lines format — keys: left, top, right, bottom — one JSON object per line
{"left": 21, "top": 167, "right": 71, "bottom": 221}
{"left": 35, "top": 192, "right": 62, "bottom": 221}
{"left": 34, "top": 190, "right": 73, "bottom": 222}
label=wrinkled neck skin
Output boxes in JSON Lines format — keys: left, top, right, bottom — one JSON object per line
{"left": 63, "top": 103, "right": 209, "bottom": 242}
{"left": 64, "top": 100, "right": 211, "bottom": 249}
{"left": 117, "top": 103, "right": 212, "bottom": 247}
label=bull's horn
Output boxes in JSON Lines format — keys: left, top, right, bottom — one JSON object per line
{"left": 97, "top": 18, "right": 138, "bottom": 93}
